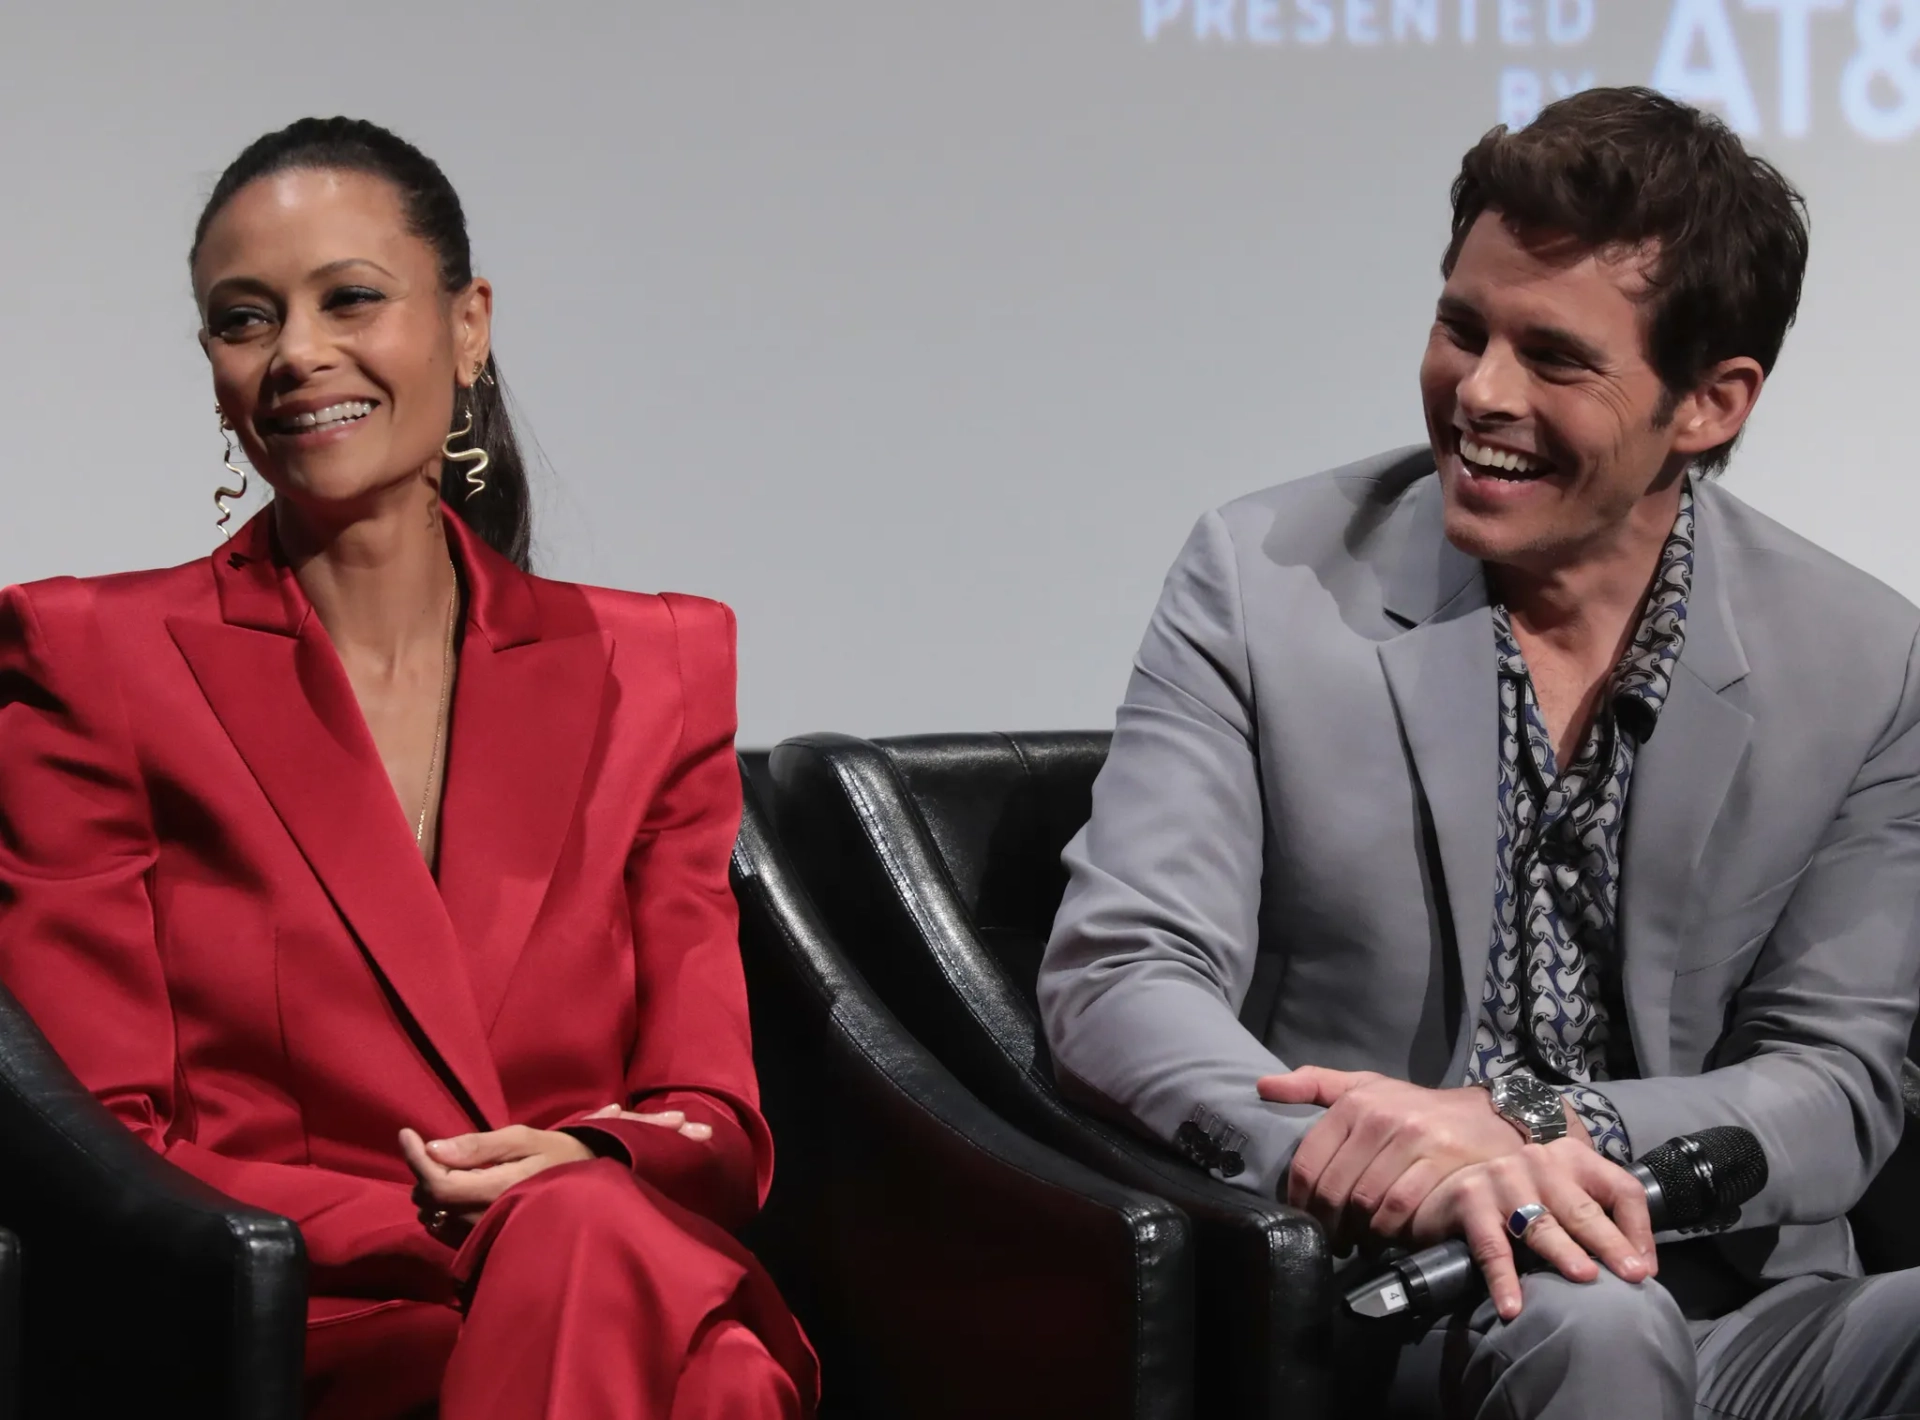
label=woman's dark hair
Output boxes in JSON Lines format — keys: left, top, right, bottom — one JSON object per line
{"left": 1443, "top": 86, "right": 1809, "bottom": 476}
{"left": 191, "top": 117, "right": 533, "bottom": 568}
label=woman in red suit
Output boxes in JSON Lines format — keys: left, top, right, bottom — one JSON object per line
{"left": 0, "top": 117, "right": 816, "bottom": 1419}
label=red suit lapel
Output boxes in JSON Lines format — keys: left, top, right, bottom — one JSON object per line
{"left": 435, "top": 517, "right": 612, "bottom": 1033}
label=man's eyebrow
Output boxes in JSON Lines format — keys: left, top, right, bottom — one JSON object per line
{"left": 1434, "top": 296, "right": 1609, "bottom": 367}
{"left": 1518, "top": 322, "right": 1609, "bottom": 367}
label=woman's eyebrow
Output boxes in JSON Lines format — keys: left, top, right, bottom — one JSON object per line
{"left": 309, "top": 257, "right": 398, "bottom": 281}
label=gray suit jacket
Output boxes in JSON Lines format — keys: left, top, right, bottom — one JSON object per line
{"left": 1039, "top": 448, "right": 1920, "bottom": 1285}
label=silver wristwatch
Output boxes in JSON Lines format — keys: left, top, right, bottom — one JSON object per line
{"left": 1484, "top": 1071, "right": 1568, "bottom": 1145}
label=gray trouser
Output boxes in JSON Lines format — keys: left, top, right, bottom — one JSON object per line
{"left": 1356, "top": 1265, "right": 1920, "bottom": 1419}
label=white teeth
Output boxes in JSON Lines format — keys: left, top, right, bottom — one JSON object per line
{"left": 279, "top": 400, "right": 373, "bottom": 432}
{"left": 1459, "top": 435, "right": 1545, "bottom": 476}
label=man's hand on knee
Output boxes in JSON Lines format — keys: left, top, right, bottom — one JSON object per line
{"left": 1406, "top": 1140, "right": 1658, "bottom": 1321}
{"left": 1259, "top": 1068, "right": 1528, "bottom": 1244}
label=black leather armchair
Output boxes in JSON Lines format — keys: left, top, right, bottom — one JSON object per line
{"left": 768, "top": 732, "right": 1920, "bottom": 1392}
{"left": 733, "top": 757, "right": 1195, "bottom": 1419}
{"left": 765, "top": 733, "right": 1331, "bottom": 1420}
{"left": 0, "top": 984, "right": 304, "bottom": 1418}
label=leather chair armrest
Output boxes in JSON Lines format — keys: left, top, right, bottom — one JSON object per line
{"left": 0, "top": 1228, "right": 17, "bottom": 1420}
{"left": 766, "top": 732, "right": 1331, "bottom": 1419}
{"left": 0, "top": 984, "right": 304, "bottom": 1419}
{"left": 1007, "top": 1060, "right": 1330, "bottom": 1417}
{"left": 1849, "top": 1057, "right": 1920, "bottom": 1275}
{"left": 734, "top": 770, "right": 1195, "bottom": 1420}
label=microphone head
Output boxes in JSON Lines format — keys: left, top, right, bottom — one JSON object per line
{"left": 1639, "top": 1125, "right": 1768, "bottom": 1231}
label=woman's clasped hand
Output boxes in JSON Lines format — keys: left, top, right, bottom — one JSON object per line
{"left": 400, "top": 1107, "right": 715, "bottom": 1245}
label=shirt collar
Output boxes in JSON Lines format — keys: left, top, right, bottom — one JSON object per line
{"left": 1610, "top": 480, "right": 1694, "bottom": 741}
{"left": 1491, "top": 480, "right": 1696, "bottom": 744}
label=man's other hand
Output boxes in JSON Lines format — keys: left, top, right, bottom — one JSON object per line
{"left": 1259, "top": 1068, "right": 1552, "bottom": 1243}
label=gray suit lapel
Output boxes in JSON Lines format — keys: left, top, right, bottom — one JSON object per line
{"left": 1618, "top": 485, "right": 1752, "bottom": 1077}
{"left": 1376, "top": 475, "right": 1496, "bottom": 1083}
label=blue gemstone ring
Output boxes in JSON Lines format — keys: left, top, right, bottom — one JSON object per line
{"left": 1506, "top": 1203, "right": 1552, "bottom": 1240}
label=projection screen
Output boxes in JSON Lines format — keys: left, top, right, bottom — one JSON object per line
{"left": 1, "top": 1, "right": 1913, "bottom": 742}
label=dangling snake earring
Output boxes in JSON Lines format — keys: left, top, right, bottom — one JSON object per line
{"left": 214, "top": 407, "right": 249, "bottom": 538}
{"left": 442, "top": 369, "right": 491, "bottom": 497}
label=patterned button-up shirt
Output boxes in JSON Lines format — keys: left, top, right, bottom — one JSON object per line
{"left": 1463, "top": 484, "right": 1695, "bottom": 1165}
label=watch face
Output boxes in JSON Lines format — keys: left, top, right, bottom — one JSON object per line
{"left": 1494, "top": 1074, "right": 1561, "bottom": 1126}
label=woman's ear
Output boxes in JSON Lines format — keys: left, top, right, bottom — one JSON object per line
{"left": 453, "top": 277, "right": 494, "bottom": 383}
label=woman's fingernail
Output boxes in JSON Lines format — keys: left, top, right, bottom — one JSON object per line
{"left": 426, "top": 1140, "right": 449, "bottom": 1156}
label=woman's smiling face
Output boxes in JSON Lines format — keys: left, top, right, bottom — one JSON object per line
{"left": 193, "top": 166, "right": 490, "bottom": 519}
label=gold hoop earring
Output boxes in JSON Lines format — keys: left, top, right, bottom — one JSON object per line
{"left": 442, "top": 391, "right": 490, "bottom": 497}
{"left": 214, "top": 407, "right": 249, "bottom": 538}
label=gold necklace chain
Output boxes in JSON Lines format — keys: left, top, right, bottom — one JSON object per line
{"left": 413, "top": 557, "right": 458, "bottom": 854}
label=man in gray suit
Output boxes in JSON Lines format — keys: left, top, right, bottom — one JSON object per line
{"left": 1039, "top": 87, "right": 1920, "bottom": 1417}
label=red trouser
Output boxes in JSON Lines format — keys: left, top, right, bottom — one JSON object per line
{"left": 303, "top": 1159, "right": 816, "bottom": 1420}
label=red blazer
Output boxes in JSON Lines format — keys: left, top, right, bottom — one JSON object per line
{"left": 0, "top": 510, "right": 769, "bottom": 1305}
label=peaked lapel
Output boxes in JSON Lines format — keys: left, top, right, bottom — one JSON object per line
{"left": 1375, "top": 474, "right": 1496, "bottom": 1081}
{"left": 168, "top": 511, "right": 511, "bottom": 1130}
{"left": 434, "top": 518, "right": 613, "bottom": 1031}
{"left": 1617, "top": 486, "right": 1752, "bottom": 1077}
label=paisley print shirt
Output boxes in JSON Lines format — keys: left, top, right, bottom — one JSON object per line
{"left": 1463, "top": 483, "right": 1695, "bottom": 1165}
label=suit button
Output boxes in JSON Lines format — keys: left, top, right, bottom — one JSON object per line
{"left": 1175, "top": 1121, "right": 1216, "bottom": 1168}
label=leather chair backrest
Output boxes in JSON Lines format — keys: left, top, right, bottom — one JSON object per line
{"left": 873, "top": 732, "right": 1109, "bottom": 1014}
{"left": 738, "top": 748, "right": 774, "bottom": 810}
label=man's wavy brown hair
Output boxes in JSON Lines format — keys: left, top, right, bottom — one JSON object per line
{"left": 1443, "top": 87, "right": 1809, "bottom": 475}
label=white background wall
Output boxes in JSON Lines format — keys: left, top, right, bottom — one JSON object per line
{"left": 2, "top": 2, "right": 1914, "bottom": 744}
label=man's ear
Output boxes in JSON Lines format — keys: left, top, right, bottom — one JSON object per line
{"left": 1670, "top": 357, "right": 1765, "bottom": 456}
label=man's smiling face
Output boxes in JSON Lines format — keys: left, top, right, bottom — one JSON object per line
{"left": 1421, "top": 211, "right": 1690, "bottom": 576}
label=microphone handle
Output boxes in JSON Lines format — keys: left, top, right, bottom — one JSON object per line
{"left": 1393, "top": 1241, "right": 1479, "bottom": 1312}
{"left": 1630, "top": 1158, "right": 1671, "bottom": 1231}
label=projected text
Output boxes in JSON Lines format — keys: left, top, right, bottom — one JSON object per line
{"left": 1140, "top": 0, "right": 1920, "bottom": 143}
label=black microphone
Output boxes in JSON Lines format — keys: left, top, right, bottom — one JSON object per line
{"left": 1343, "top": 1125, "right": 1768, "bottom": 1319}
